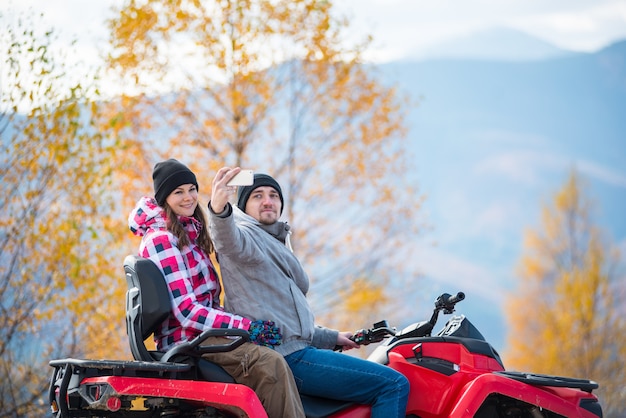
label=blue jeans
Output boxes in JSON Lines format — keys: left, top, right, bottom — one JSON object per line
{"left": 285, "top": 346, "right": 409, "bottom": 418}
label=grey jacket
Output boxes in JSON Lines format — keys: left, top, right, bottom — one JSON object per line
{"left": 209, "top": 204, "right": 338, "bottom": 356}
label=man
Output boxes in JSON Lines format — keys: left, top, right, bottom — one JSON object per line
{"left": 208, "top": 168, "right": 409, "bottom": 418}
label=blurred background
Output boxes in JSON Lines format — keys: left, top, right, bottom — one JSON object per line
{"left": 2, "top": 0, "right": 625, "bottom": 416}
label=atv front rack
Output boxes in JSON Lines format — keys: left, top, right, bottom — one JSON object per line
{"left": 494, "top": 371, "right": 599, "bottom": 392}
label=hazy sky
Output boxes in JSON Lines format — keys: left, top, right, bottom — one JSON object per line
{"left": 6, "top": 0, "right": 626, "bottom": 352}
{"left": 9, "top": 0, "right": 626, "bottom": 64}
{"left": 337, "top": 0, "right": 626, "bottom": 60}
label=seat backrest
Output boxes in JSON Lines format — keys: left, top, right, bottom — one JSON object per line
{"left": 124, "top": 255, "right": 171, "bottom": 362}
{"left": 123, "top": 255, "right": 239, "bottom": 383}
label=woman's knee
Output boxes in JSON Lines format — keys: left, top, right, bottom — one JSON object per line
{"left": 255, "top": 346, "right": 289, "bottom": 368}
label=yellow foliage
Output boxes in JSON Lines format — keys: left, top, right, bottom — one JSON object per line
{"left": 504, "top": 170, "right": 626, "bottom": 415}
{"left": 105, "top": 0, "right": 424, "bottom": 331}
{"left": 326, "top": 276, "right": 390, "bottom": 358}
{"left": 0, "top": 10, "right": 134, "bottom": 414}
{"left": 343, "top": 278, "right": 389, "bottom": 315}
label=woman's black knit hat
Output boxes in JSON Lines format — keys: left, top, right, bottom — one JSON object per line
{"left": 237, "top": 173, "right": 284, "bottom": 214}
{"left": 153, "top": 159, "right": 198, "bottom": 205}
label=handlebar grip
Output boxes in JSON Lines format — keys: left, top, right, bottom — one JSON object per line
{"left": 446, "top": 292, "right": 465, "bottom": 304}
{"left": 436, "top": 292, "right": 465, "bottom": 311}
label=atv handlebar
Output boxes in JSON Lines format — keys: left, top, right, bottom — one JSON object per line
{"left": 351, "top": 320, "right": 396, "bottom": 346}
{"left": 335, "top": 291, "right": 465, "bottom": 349}
{"left": 436, "top": 292, "right": 465, "bottom": 313}
{"left": 334, "top": 320, "right": 396, "bottom": 351}
{"left": 447, "top": 292, "right": 465, "bottom": 304}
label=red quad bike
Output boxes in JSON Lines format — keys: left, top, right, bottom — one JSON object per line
{"left": 49, "top": 256, "right": 603, "bottom": 417}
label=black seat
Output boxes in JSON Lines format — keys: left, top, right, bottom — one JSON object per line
{"left": 124, "top": 255, "right": 360, "bottom": 417}
{"left": 124, "top": 255, "right": 250, "bottom": 383}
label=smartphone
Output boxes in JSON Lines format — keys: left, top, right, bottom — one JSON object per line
{"left": 227, "top": 170, "right": 254, "bottom": 186}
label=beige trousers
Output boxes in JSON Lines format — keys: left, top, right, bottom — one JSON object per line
{"left": 202, "top": 338, "right": 305, "bottom": 418}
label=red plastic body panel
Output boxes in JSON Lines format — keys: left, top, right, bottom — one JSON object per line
{"left": 449, "top": 373, "right": 601, "bottom": 418}
{"left": 84, "top": 374, "right": 374, "bottom": 418}
{"left": 82, "top": 375, "right": 268, "bottom": 418}
{"left": 386, "top": 342, "right": 504, "bottom": 416}
{"left": 57, "top": 339, "right": 601, "bottom": 418}
{"left": 383, "top": 341, "right": 599, "bottom": 418}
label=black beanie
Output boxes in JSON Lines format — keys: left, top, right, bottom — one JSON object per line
{"left": 153, "top": 159, "right": 198, "bottom": 206}
{"left": 237, "top": 173, "right": 284, "bottom": 214}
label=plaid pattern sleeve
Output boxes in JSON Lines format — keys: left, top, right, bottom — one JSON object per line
{"left": 140, "top": 230, "right": 251, "bottom": 350}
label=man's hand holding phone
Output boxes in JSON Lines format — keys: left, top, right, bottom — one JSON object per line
{"left": 210, "top": 168, "right": 254, "bottom": 214}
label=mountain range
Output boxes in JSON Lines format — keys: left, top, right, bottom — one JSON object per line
{"left": 378, "top": 30, "right": 626, "bottom": 355}
{"left": 409, "top": 27, "right": 579, "bottom": 62}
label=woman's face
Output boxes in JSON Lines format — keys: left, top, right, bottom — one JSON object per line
{"left": 165, "top": 184, "right": 198, "bottom": 217}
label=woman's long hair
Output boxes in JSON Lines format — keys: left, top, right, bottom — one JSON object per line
{"left": 163, "top": 203, "right": 214, "bottom": 255}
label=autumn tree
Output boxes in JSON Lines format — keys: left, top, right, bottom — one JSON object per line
{"left": 0, "top": 10, "right": 129, "bottom": 415}
{"left": 505, "top": 170, "right": 626, "bottom": 416}
{"left": 106, "top": 0, "right": 425, "bottom": 327}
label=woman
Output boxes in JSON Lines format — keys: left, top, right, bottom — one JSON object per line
{"left": 128, "top": 159, "right": 304, "bottom": 418}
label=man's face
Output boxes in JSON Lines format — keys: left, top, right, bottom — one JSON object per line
{"left": 244, "top": 186, "right": 282, "bottom": 225}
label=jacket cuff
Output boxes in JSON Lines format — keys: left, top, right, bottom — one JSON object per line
{"left": 208, "top": 201, "right": 232, "bottom": 218}
{"left": 311, "top": 326, "right": 339, "bottom": 350}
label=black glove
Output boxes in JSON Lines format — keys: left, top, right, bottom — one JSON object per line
{"left": 249, "top": 320, "right": 282, "bottom": 348}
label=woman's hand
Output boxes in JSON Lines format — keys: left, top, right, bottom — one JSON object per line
{"left": 210, "top": 167, "right": 241, "bottom": 213}
{"left": 248, "top": 320, "right": 282, "bottom": 348}
{"left": 336, "top": 331, "right": 359, "bottom": 351}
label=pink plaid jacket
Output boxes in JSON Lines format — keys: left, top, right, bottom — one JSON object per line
{"left": 129, "top": 196, "right": 251, "bottom": 351}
